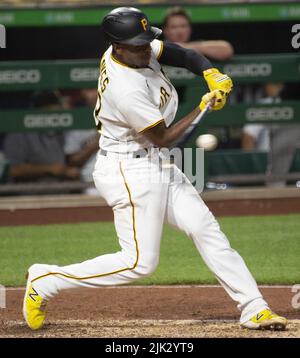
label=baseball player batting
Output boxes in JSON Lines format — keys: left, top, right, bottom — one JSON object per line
{"left": 23, "top": 7, "right": 287, "bottom": 331}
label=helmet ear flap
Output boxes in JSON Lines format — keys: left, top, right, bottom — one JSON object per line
{"left": 112, "top": 43, "right": 122, "bottom": 55}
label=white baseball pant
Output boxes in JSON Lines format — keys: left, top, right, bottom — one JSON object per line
{"left": 30, "top": 150, "right": 268, "bottom": 323}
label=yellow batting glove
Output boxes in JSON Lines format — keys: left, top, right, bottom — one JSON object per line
{"left": 199, "top": 90, "right": 226, "bottom": 111}
{"left": 203, "top": 68, "right": 233, "bottom": 94}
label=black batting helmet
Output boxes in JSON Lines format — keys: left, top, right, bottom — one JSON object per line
{"left": 102, "top": 7, "right": 162, "bottom": 46}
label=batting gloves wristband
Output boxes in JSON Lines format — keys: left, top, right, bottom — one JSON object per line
{"left": 199, "top": 89, "right": 227, "bottom": 111}
{"left": 203, "top": 68, "right": 233, "bottom": 95}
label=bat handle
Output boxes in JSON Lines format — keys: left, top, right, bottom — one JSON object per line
{"left": 206, "top": 99, "right": 214, "bottom": 111}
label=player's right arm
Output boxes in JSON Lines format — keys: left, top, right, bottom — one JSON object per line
{"left": 118, "top": 85, "right": 224, "bottom": 148}
{"left": 140, "top": 90, "right": 223, "bottom": 148}
{"left": 104, "top": 88, "right": 215, "bottom": 149}
{"left": 142, "top": 106, "right": 200, "bottom": 148}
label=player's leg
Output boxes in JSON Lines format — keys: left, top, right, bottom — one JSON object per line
{"left": 27, "top": 155, "right": 168, "bottom": 300}
{"left": 165, "top": 166, "right": 268, "bottom": 324}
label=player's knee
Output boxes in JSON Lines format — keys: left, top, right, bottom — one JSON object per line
{"left": 188, "top": 210, "right": 219, "bottom": 237}
{"left": 28, "top": 263, "right": 47, "bottom": 276}
{"left": 134, "top": 255, "right": 159, "bottom": 277}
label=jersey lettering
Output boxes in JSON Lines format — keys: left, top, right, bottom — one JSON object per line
{"left": 94, "top": 58, "right": 109, "bottom": 130}
{"left": 159, "top": 86, "right": 170, "bottom": 109}
{"left": 101, "top": 77, "right": 109, "bottom": 93}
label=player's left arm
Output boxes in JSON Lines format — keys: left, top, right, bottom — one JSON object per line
{"left": 157, "top": 41, "right": 233, "bottom": 101}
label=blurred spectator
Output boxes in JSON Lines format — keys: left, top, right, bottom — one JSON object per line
{"left": 242, "top": 83, "right": 284, "bottom": 151}
{"left": 242, "top": 124, "right": 270, "bottom": 152}
{"left": 162, "top": 7, "right": 234, "bottom": 61}
{"left": 267, "top": 123, "right": 300, "bottom": 188}
{"left": 64, "top": 88, "right": 100, "bottom": 195}
{"left": 242, "top": 82, "right": 300, "bottom": 186}
{"left": 0, "top": 134, "right": 5, "bottom": 160}
{"left": 3, "top": 91, "right": 80, "bottom": 182}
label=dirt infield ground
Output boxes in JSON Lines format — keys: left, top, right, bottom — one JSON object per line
{"left": 1, "top": 286, "right": 300, "bottom": 338}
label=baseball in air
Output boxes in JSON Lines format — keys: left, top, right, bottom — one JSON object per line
{"left": 196, "top": 134, "right": 218, "bottom": 151}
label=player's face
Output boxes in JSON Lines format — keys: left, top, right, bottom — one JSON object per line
{"left": 117, "top": 43, "right": 152, "bottom": 68}
{"left": 263, "top": 83, "right": 284, "bottom": 98}
{"left": 163, "top": 15, "right": 192, "bottom": 43}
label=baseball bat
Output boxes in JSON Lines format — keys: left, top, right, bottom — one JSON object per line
{"left": 174, "top": 102, "right": 212, "bottom": 149}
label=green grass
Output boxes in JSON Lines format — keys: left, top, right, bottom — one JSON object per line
{"left": 0, "top": 214, "right": 299, "bottom": 286}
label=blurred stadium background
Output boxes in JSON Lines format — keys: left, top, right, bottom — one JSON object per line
{"left": 1, "top": 2, "right": 300, "bottom": 339}
{"left": 0, "top": 0, "right": 300, "bottom": 195}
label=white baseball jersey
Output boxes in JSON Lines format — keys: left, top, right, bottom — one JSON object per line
{"left": 94, "top": 39, "right": 178, "bottom": 153}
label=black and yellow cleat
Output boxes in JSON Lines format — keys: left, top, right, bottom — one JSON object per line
{"left": 241, "top": 309, "right": 287, "bottom": 331}
{"left": 23, "top": 272, "right": 48, "bottom": 330}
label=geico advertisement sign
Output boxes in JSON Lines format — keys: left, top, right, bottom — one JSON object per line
{"left": 70, "top": 68, "right": 99, "bottom": 82}
{"left": 224, "top": 63, "right": 272, "bottom": 77}
{"left": 0, "top": 70, "right": 41, "bottom": 84}
{"left": 24, "top": 113, "right": 73, "bottom": 128}
{"left": 246, "top": 107, "right": 294, "bottom": 121}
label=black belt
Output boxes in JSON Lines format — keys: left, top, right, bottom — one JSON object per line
{"left": 99, "top": 148, "right": 152, "bottom": 158}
